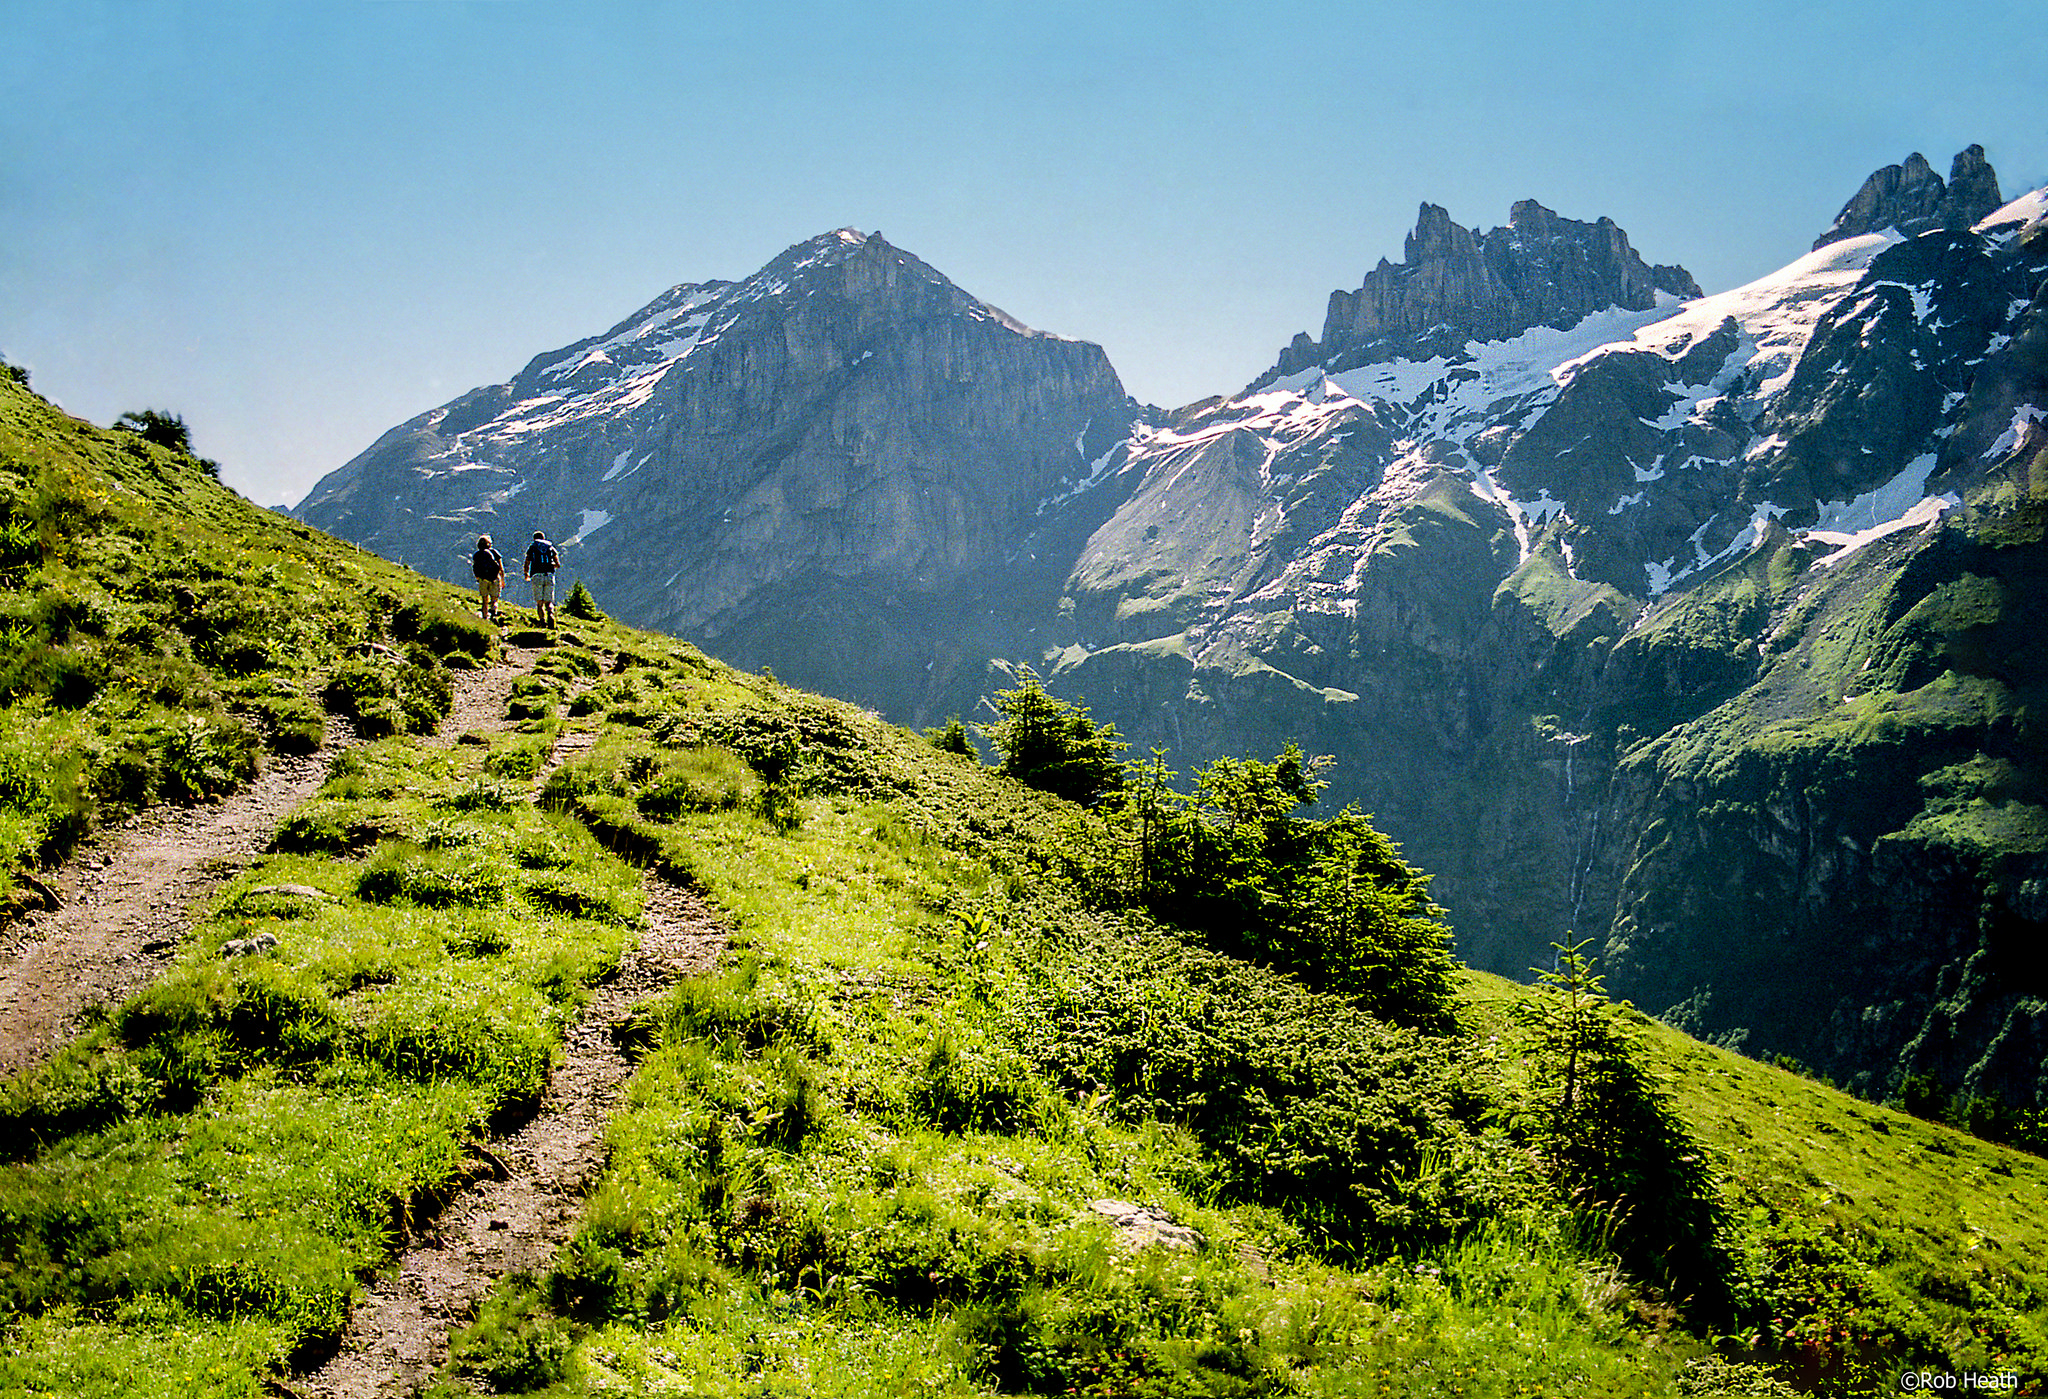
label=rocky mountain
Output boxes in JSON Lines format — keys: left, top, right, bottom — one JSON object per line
{"left": 1041, "top": 150, "right": 2048, "bottom": 1109}
{"left": 297, "top": 229, "right": 1144, "bottom": 716}
{"left": 1813, "top": 143, "right": 2006, "bottom": 248}
{"left": 299, "top": 148, "right": 2048, "bottom": 1112}
{"left": 1262, "top": 198, "right": 1703, "bottom": 380}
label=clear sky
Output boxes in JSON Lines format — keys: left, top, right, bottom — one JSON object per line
{"left": 3, "top": 0, "right": 2042, "bottom": 507}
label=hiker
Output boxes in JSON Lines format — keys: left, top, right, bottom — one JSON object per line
{"left": 471, "top": 535, "right": 505, "bottom": 622}
{"left": 524, "top": 530, "right": 560, "bottom": 628}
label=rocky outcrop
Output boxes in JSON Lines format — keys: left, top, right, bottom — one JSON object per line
{"left": 1813, "top": 145, "right": 2004, "bottom": 248}
{"left": 1264, "top": 199, "right": 1702, "bottom": 380}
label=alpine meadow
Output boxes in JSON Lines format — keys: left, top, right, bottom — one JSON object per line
{"left": 4, "top": 280, "right": 2048, "bottom": 1399}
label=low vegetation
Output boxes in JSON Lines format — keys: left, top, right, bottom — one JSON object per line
{"left": 1, "top": 372, "right": 2044, "bottom": 1396}
{"left": 0, "top": 372, "right": 496, "bottom": 917}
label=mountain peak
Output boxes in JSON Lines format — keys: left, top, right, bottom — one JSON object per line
{"left": 1261, "top": 198, "right": 1700, "bottom": 384}
{"left": 1812, "top": 143, "right": 2004, "bottom": 249}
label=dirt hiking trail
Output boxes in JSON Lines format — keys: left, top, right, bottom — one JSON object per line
{"left": 301, "top": 660, "right": 721, "bottom": 1395}
{"left": 2, "top": 641, "right": 725, "bottom": 1395}
{"left": 299, "top": 876, "right": 722, "bottom": 1397}
{"left": 0, "top": 648, "right": 537, "bottom": 1077}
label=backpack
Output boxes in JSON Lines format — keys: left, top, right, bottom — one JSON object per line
{"left": 472, "top": 546, "right": 502, "bottom": 580}
{"left": 528, "top": 539, "right": 560, "bottom": 573}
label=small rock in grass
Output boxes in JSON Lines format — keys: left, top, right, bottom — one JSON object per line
{"left": 1087, "top": 1199, "right": 1204, "bottom": 1251}
{"left": 221, "top": 932, "right": 282, "bottom": 958}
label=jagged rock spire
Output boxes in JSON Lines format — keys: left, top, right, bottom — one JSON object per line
{"left": 1812, "top": 144, "right": 2003, "bottom": 248}
{"left": 1266, "top": 199, "right": 1700, "bottom": 382}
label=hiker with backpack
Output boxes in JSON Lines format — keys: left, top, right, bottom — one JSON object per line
{"left": 471, "top": 535, "right": 505, "bottom": 622}
{"left": 524, "top": 530, "right": 561, "bottom": 628}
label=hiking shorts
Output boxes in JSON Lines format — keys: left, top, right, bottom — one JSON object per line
{"left": 478, "top": 575, "right": 502, "bottom": 613}
{"left": 529, "top": 572, "right": 556, "bottom": 606}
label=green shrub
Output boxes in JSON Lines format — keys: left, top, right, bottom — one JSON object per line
{"left": 1516, "top": 942, "right": 1729, "bottom": 1316}
{"left": 534, "top": 648, "right": 601, "bottom": 680}
{"left": 446, "top": 1285, "right": 577, "bottom": 1391}
{"left": 0, "top": 513, "right": 37, "bottom": 579}
{"left": 154, "top": 713, "right": 259, "bottom": 803}
{"left": 923, "top": 715, "right": 977, "bottom": 757}
{"left": 562, "top": 579, "right": 602, "bottom": 622}
{"left": 321, "top": 658, "right": 402, "bottom": 737}
{"left": 111, "top": 409, "right": 191, "bottom": 453}
{"left": 236, "top": 687, "right": 326, "bottom": 755}
{"left": 320, "top": 649, "right": 451, "bottom": 737}
{"left": 446, "top": 777, "right": 518, "bottom": 812}
{"left": 979, "top": 663, "right": 1126, "bottom": 804}
{"left": 911, "top": 1027, "right": 1041, "bottom": 1134}
{"left": 1010, "top": 911, "right": 1511, "bottom": 1256}
{"left": 1103, "top": 746, "right": 1460, "bottom": 1030}
{"left": 482, "top": 741, "right": 547, "bottom": 780}
{"left": 633, "top": 746, "right": 759, "bottom": 819}
{"left": 0, "top": 640, "right": 106, "bottom": 707}
{"left": 631, "top": 959, "right": 815, "bottom": 1060}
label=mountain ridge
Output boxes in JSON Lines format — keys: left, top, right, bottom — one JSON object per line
{"left": 1260, "top": 196, "right": 1704, "bottom": 384}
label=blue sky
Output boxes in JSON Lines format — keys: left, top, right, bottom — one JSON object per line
{"left": 3, "top": 0, "right": 2042, "bottom": 506}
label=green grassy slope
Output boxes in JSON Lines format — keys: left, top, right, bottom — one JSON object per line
{"left": 1, "top": 374, "right": 2043, "bottom": 1397}
{"left": 0, "top": 372, "right": 494, "bottom": 911}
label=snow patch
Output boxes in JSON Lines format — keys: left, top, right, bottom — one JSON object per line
{"left": 1809, "top": 495, "right": 1957, "bottom": 567}
{"left": 1647, "top": 502, "right": 1784, "bottom": 597}
{"left": 1036, "top": 440, "right": 1126, "bottom": 516}
{"left": 1582, "top": 232, "right": 1901, "bottom": 407}
{"left": 1274, "top": 300, "right": 1687, "bottom": 448}
{"left": 1797, "top": 455, "right": 1957, "bottom": 566}
{"left": 1809, "top": 455, "right": 1939, "bottom": 535}
{"left": 1975, "top": 185, "right": 2048, "bottom": 239}
{"left": 562, "top": 509, "right": 612, "bottom": 546}
{"left": 1982, "top": 404, "right": 2045, "bottom": 462}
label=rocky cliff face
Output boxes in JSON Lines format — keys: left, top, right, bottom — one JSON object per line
{"left": 1262, "top": 199, "right": 1703, "bottom": 381}
{"left": 296, "top": 230, "right": 1144, "bottom": 714}
{"left": 1041, "top": 150, "right": 2048, "bottom": 1109}
{"left": 303, "top": 151, "right": 2048, "bottom": 1112}
{"left": 1814, "top": 144, "right": 2005, "bottom": 249}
